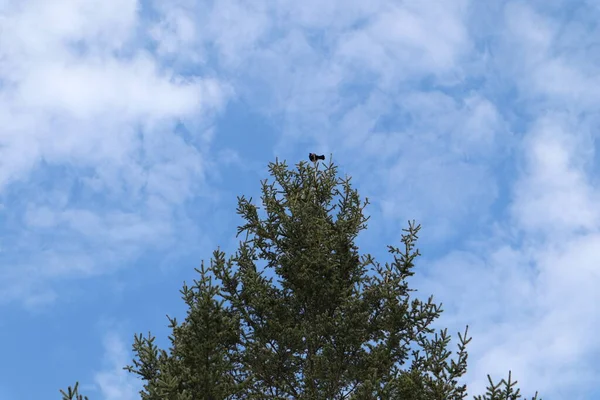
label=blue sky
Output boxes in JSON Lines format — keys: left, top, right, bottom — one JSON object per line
{"left": 0, "top": 0, "right": 598, "bottom": 399}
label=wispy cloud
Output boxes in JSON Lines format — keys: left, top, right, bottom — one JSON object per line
{"left": 93, "top": 332, "right": 140, "bottom": 400}
{"left": 0, "top": 0, "right": 229, "bottom": 306}
{"left": 412, "top": 3, "right": 600, "bottom": 397}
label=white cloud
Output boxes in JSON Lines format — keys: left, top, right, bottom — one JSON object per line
{"left": 335, "top": 0, "right": 470, "bottom": 84}
{"left": 414, "top": 3, "right": 600, "bottom": 397}
{"left": 502, "top": 2, "right": 600, "bottom": 110}
{"left": 93, "top": 332, "right": 140, "bottom": 400}
{"left": 150, "top": 12, "right": 203, "bottom": 71}
{"left": 17, "top": 56, "right": 203, "bottom": 119}
{"left": 350, "top": 90, "right": 506, "bottom": 242}
{"left": 512, "top": 114, "right": 600, "bottom": 236}
{"left": 0, "top": 0, "right": 230, "bottom": 306}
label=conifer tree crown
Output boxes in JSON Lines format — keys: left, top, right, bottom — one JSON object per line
{"left": 62, "top": 159, "right": 541, "bottom": 400}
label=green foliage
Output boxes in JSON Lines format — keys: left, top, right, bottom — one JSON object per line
{"left": 60, "top": 382, "right": 88, "bottom": 400}
{"left": 473, "top": 372, "right": 540, "bottom": 400}
{"left": 61, "top": 159, "right": 541, "bottom": 400}
{"left": 123, "top": 261, "right": 246, "bottom": 400}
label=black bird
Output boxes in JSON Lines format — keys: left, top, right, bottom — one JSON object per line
{"left": 309, "top": 153, "right": 325, "bottom": 162}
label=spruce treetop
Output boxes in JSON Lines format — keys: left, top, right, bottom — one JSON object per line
{"left": 62, "top": 158, "right": 541, "bottom": 400}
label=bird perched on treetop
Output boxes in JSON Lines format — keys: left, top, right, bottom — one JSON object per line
{"left": 309, "top": 153, "right": 325, "bottom": 162}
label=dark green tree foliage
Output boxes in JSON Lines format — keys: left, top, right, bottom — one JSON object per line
{"left": 61, "top": 159, "right": 541, "bottom": 400}
{"left": 60, "top": 382, "right": 88, "bottom": 400}
{"left": 473, "top": 372, "right": 540, "bottom": 400}
{"left": 212, "top": 159, "right": 474, "bottom": 399}
{"left": 123, "top": 261, "right": 246, "bottom": 400}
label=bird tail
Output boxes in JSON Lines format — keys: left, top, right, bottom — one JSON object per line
{"left": 317, "top": 154, "right": 325, "bottom": 160}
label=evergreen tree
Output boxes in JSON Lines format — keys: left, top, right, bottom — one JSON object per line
{"left": 61, "top": 159, "right": 541, "bottom": 400}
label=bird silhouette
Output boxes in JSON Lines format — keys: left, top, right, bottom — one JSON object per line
{"left": 309, "top": 153, "right": 325, "bottom": 162}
